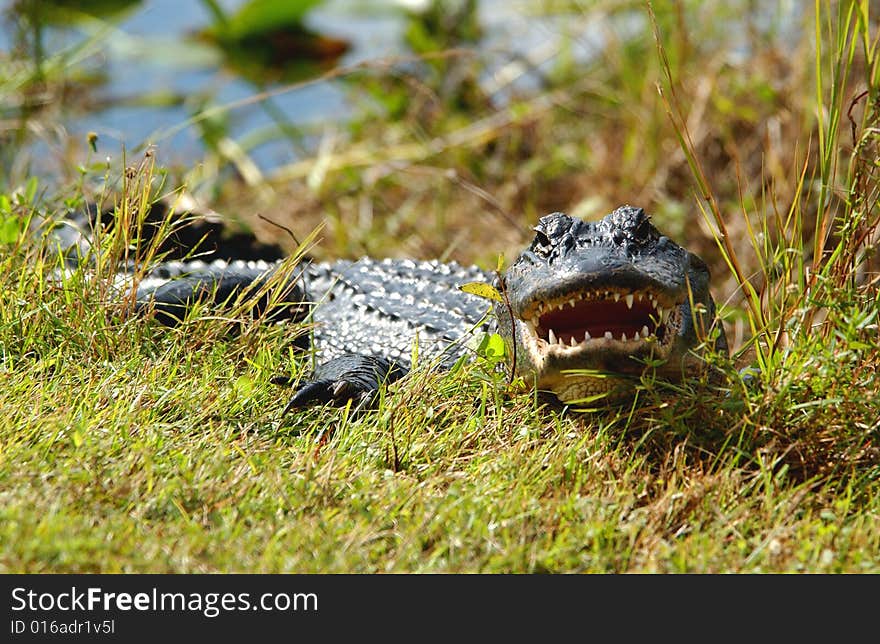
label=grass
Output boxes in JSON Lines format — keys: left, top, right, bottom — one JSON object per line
{"left": 0, "top": 0, "right": 879, "bottom": 572}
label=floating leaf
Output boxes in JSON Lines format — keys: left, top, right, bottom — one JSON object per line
{"left": 219, "top": 0, "right": 322, "bottom": 40}
{"left": 197, "top": 0, "right": 348, "bottom": 80}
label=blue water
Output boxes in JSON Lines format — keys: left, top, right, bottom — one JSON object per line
{"left": 1, "top": 0, "right": 608, "bottom": 173}
{"left": 0, "top": 1, "right": 406, "bottom": 172}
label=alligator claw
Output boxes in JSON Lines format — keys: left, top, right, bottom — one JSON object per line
{"left": 281, "top": 354, "right": 406, "bottom": 416}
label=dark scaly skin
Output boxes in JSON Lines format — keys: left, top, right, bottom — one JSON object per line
{"left": 64, "top": 203, "right": 725, "bottom": 409}
{"left": 495, "top": 206, "right": 727, "bottom": 401}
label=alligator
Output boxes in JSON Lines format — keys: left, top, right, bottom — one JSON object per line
{"left": 105, "top": 204, "right": 726, "bottom": 411}
{"left": 52, "top": 203, "right": 727, "bottom": 411}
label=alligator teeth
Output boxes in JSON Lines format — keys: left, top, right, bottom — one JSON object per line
{"left": 527, "top": 290, "right": 682, "bottom": 350}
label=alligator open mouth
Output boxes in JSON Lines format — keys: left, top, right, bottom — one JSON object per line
{"left": 520, "top": 287, "right": 682, "bottom": 351}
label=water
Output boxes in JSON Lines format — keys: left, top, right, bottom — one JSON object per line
{"left": 1, "top": 0, "right": 610, "bottom": 174}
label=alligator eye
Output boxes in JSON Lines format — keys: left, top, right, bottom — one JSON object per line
{"left": 534, "top": 228, "right": 551, "bottom": 247}
{"left": 688, "top": 252, "right": 708, "bottom": 273}
{"left": 530, "top": 228, "right": 554, "bottom": 257}
{"left": 633, "top": 213, "right": 652, "bottom": 242}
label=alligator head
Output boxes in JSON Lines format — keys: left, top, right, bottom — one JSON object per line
{"left": 495, "top": 206, "right": 726, "bottom": 402}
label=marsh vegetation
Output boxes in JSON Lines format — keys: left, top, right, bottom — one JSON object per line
{"left": 0, "top": 0, "right": 878, "bottom": 572}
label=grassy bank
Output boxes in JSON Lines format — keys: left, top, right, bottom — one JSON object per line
{"left": 0, "top": 1, "right": 878, "bottom": 572}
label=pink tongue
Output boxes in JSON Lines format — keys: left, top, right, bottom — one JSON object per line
{"left": 539, "top": 299, "right": 657, "bottom": 342}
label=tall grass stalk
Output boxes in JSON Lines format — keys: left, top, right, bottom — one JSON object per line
{"left": 649, "top": 0, "right": 878, "bottom": 370}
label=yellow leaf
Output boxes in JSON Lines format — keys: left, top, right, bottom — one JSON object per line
{"left": 459, "top": 282, "right": 503, "bottom": 303}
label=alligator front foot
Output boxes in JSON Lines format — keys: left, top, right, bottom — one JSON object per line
{"left": 281, "top": 355, "right": 406, "bottom": 415}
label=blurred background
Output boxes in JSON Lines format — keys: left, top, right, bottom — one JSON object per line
{"left": 2, "top": 0, "right": 624, "bottom": 174}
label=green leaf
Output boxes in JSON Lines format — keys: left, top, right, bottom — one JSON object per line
{"left": 484, "top": 333, "right": 506, "bottom": 358}
{"left": 24, "top": 177, "right": 39, "bottom": 204}
{"left": 0, "top": 216, "right": 21, "bottom": 244}
{"left": 222, "top": 0, "right": 321, "bottom": 40}
{"left": 459, "top": 281, "right": 503, "bottom": 303}
{"left": 234, "top": 375, "right": 255, "bottom": 396}
{"left": 477, "top": 333, "right": 507, "bottom": 363}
